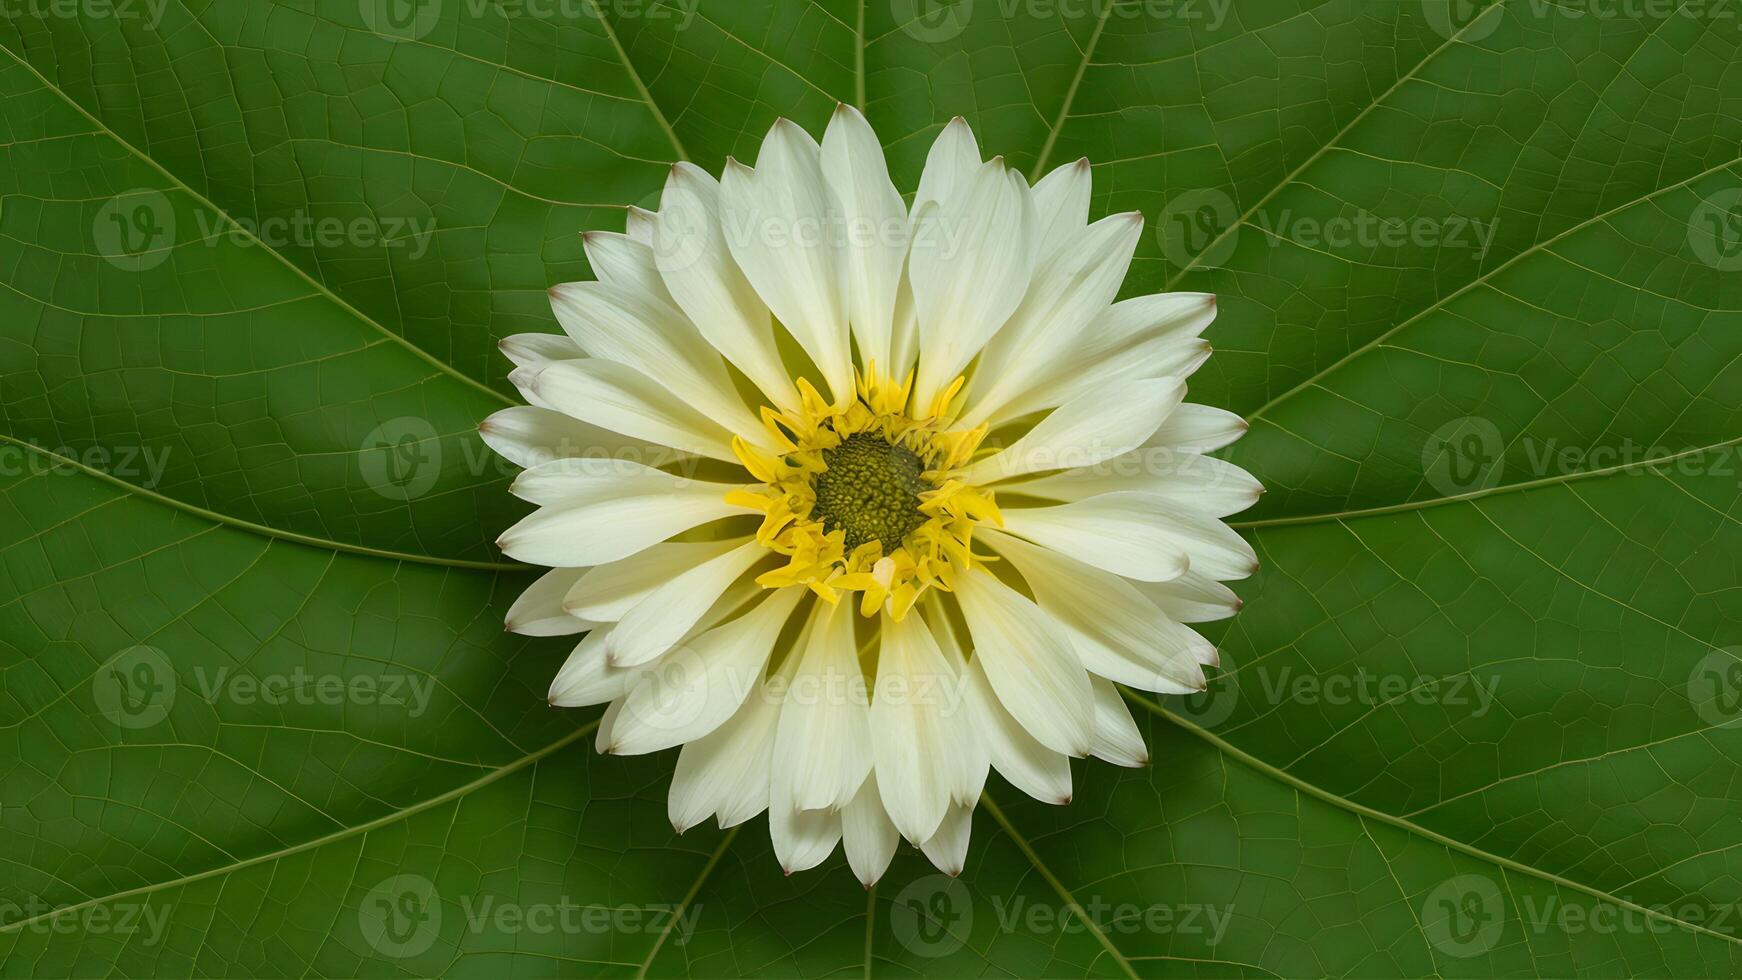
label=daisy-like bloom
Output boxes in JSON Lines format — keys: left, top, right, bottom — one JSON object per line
{"left": 484, "top": 107, "right": 1260, "bottom": 884}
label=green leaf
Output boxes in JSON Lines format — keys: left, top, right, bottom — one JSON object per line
{"left": 4, "top": 0, "right": 1742, "bottom": 976}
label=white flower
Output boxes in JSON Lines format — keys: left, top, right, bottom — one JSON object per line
{"left": 484, "top": 108, "right": 1260, "bottom": 884}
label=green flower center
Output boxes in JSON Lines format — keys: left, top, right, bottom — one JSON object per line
{"left": 811, "top": 432, "right": 930, "bottom": 552}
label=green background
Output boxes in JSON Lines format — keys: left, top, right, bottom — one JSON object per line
{"left": 3, "top": 0, "right": 1742, "bottom": 974}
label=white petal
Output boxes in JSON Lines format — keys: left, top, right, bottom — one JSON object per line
{"left": 843, "top": 774, "right": 900, "bottom": 887}
{"left": 582, "top": 230, "right": 678, "bottom": 309}
{"left": 871, "top": 611, "right": 960, "bottom": 844}
{"left": 770, "top": 796, "right": 843, "bottom": 875}
{"left": 821, "top": 104, "right": 908, "bottom": 374}
{"left": 979, "top": 527, "right": 1208, "bottom": 695}
{"left": 1090, "top": 676, "right": 1148, "bottom": 767}
{"left": 962, "top": 213, "right": 1144, "bottom": 425}
{"left": 505, "top": 567, "right": 593, "bottom": 636}
{"left": 624, "top": 205, "right": 657, "bottom": 244}
{"left": 999, "top": 492, "right": 1191, "bottom": 583}
{"left": 1151, "top": 403, "right": 1248, "bottom": 454}
{"left": 610, "top": 586, "right": 805, "bottom": 754}
{"left": 565, "top": 539, "right": 746, "bottom": 622}
{"left": 1138, "top": 497, "right": 1258, "bottom": 581}
{"left": 772, "top": 600, "right": 872, "bottom": 812}
{"left": 595, "top": 698, "right": 623, "bottom": 752}
{"left": 482, "top": 405, "right": 691, "bottom": 473}
{"left": 918, "top": 803, "right": 973, "bottom": 877}
{"left": 913, "top": 117, "right": 981, "bottom": 213}
{"left": 606, "top": 539, "right": 769, "bottom": 667}
{"left": 959, "top": 377, "right": 1184, "bottom": 485}
{"left": 669, "top": 676, "right": 781, "bottom": 832}
{"left": 509, "top": 455, "right": 713, "bottom": 508}
{"left": 923, "top": 604, "right": 990, "bottom": 806}
{"left": 979, "top": 295, "right": 1216, "bottom": 427}
{"left": 1029, "top": 157, "right": 1091, "bottom": 259}
{"left": 1136, "top": 569, "right": 1243, "bottom": 625}
{"left": 910, "top": 159, "right": 1036, "bottom": 411}
{"left": 953, "top": 568, "right": 1093, "bottom": 757}
{"left": 653, "top": 163, "right": 796, "bottom": 411}
{"left": 721, "top": 121, "right": 854, "bottom": 404}
{"left": 964, "top": 653, "right": 1072, "bottom": 805}
{"left": 496, "top": 486, "right": 753, "bottom": 567}
{"left": 501, "top": 331, "right": 582, "bottom": 369}
{"left": 547, "top": 281, "right": 764, "bottom": 439}
{"left": 1011, "top": 449, "right": 1263, "bottom": 518}
{"left": 527, "top": 359, "right": 740, "bottom": 461}
{"left": 549, "top": 627, "right": 642, "bottom": 707}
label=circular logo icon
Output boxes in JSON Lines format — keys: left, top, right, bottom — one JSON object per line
{"left": 360, "top": 417, "right": 442, "bottom": 501}
{"left": 1422, "top": 0, "right": 1502, "bottom": 43}
{"left": 93, "top": 646, "right": 177, "bottom": 730}
{"left": 892, "top": 0, "right": 973, "bottom": 43}
{"left": 1689, "top": 188, "right": 1742, "bottom": 271}
{"left": 358, "top": 874, "right": 441, "bottom": 958}
{"left": 93, "top": 190, "right": 176, "bottom": 272}
{"left": 360, "top": 0, "right": 442, "bottom": 41}
{"left": 1422, "top": 416, "right": 1505, "bottom": 497}
{"left": 889, "top": 873, "right": 971, "bottom": 957}
{"left": 1422, "top": 873, "right": 1504, "bottom": 958}
{"left": 1157, "top": 188, "right": 1237, "bottom": 270}
{"left": 642, "top": 186, "right": 715, "bottom": 277}
{"left": 1164, "top": 672, "right": 1239, "bottom": 730}
{"left": 1688, "top": 647, "right": 1742, "bottom": 728}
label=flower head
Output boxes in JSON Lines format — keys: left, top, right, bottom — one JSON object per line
{"left": 485, "top": 107, "right": 1260, "bottom": 883}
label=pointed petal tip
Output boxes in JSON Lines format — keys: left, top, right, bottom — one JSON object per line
{"left": 1057, "top": 794, "right": 1072, "bottom": 805}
